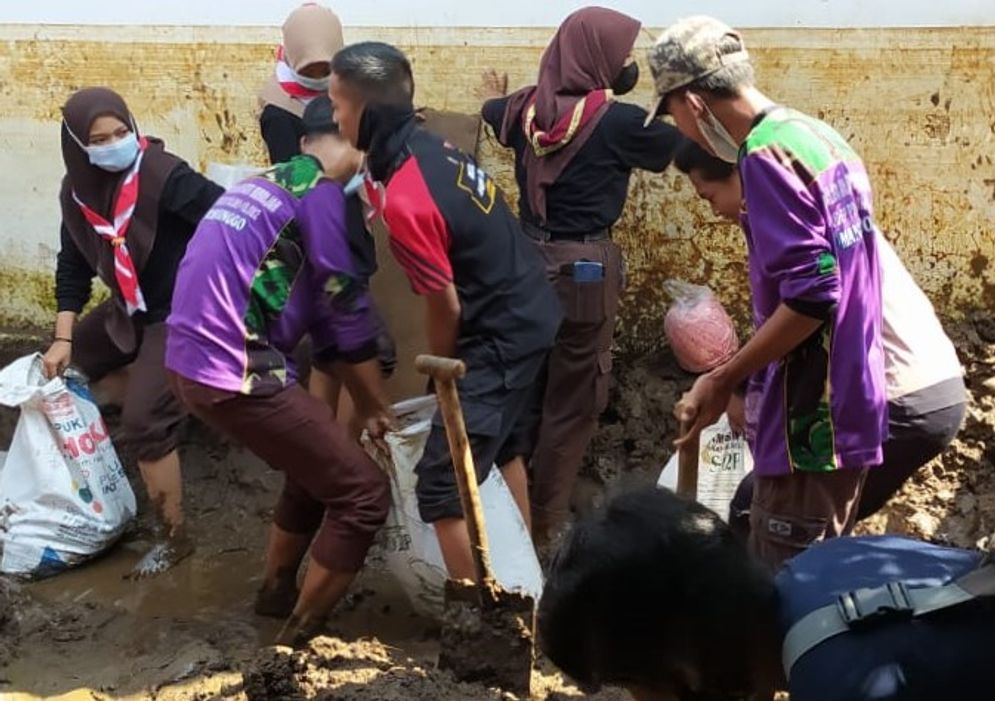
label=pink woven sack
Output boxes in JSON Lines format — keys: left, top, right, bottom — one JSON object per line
{"left": 663, "top": 280, "right": 739, "bottom": 373}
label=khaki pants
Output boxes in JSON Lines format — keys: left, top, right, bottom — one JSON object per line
{"left": 528, "top": 236, "right": 624, "bottom": 541}
{"left": 749, "top": 468, "right": 868, "bottom": 571}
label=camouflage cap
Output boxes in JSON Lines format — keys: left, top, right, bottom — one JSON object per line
{"left": 643, "top": 16, "right": 750, "bottom": 127}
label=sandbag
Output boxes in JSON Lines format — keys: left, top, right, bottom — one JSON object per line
{"left": 0, "top": 354, "right": 136, "bottom": 578}
{"left": 205, "top": 162, "right": 265, "bottom": 190}
{"left": 663, "top": 279, "right": 739, "bottom": 373}
{"left": 658, "top": 413, "right": 753, "bottom": 520}
{"left": 364, "top": 396, "right": 543, "bottom": 618}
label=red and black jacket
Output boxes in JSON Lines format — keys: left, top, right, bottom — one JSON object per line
{"left": 365, "top": 113, "right": 561, "bottom": 368}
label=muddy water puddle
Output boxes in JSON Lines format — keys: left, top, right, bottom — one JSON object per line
{"left": 27, "top": 539, "right": 266, "bottom": 622}
{"left": 0, "top": 433, "right": 433, "bottom": 701}
{"left": 2, "top": 533, "right": 273, "bottom": 699}
{"left": 3, "top": 530, "right": 433, "bottom": 700}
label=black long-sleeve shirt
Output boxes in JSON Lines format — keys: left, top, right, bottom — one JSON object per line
{"left": 56, "top": 162, "right": 223, "bottom": 322}
{"left": 260, "top": 104, "right": 306, "bottom": 165}
{"left": 482, "top": 98, "right": 681, "bottom": 235}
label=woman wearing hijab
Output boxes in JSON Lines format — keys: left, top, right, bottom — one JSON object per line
{"left": 258, "top": 4, "right": 396, "bottom": 433}
{"left": 481, "top": 7, "right": 682, "bottom": 547}
{"left": 258, "top": 3, "right": 344, "bottom": 164}
{"left": 41, "top": 87, "right": 223, "bottom": 578}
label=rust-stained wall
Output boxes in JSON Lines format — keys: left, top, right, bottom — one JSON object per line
{"left": 0, "top": 25, "right": 992, "bottom": 355}
{"left": 613, "top": 27, "right": 995, "bottom": 350}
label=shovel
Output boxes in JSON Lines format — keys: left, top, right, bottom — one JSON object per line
{"left": 677, "top": 418, "right": 700, "bottom": 500}
{"left": 416, "top": 354, "right": 534, "bottom": 698}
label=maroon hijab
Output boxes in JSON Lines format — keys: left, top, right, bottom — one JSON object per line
{"left": 59, "top": 87, "right": 181, "bottom": 350}
{"left": 499, "top": 7, "right": 641, "bottom": 224}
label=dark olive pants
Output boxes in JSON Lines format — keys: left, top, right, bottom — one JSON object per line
{"left": 527, "top": 236, "right": 624, "bottom": 541}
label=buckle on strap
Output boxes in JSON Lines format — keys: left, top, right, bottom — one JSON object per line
{"left": 836, "top": 581, "right": 914, "bottom": 628}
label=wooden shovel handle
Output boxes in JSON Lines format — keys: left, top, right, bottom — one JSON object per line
{"left": 677, "top": 419, "right": 699, "bottom": 500}
{"left": 415, "top": 355, "right": 466, "bottom": 382}
{"left": 417, "top": 354, "right": 494, "bottom": 585}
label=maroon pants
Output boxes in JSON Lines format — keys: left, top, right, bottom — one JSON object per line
{"left": 168, "top": 372, "right": 390, "bottom": 572}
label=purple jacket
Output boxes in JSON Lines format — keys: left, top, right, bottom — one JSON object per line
{"left": 166, "top": 155, "right": 378, "bottom": 395}
{"left": 740, "top": 108, "right": 887, "bottom": 476}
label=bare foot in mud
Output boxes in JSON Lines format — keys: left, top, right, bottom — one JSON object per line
{"left": 534, "top": 524, "right": 570, "bottom": 575}
{"left": 274, "top": 613, "right": 327, "bottom": 648}
{"left": 126, "top": 528, "right": 195, "bottom": 580}
{"left": 255, "top": 569, "right": 299, "bottom": 619}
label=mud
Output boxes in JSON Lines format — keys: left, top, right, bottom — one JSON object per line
{"left": 0, "top": 332, "right": 615, "bottom": 701}
{"left": 579, "top": 313, "right": 995, "bottom": 552}
{"left": 2, "top": 312, "right": 994, "bottom": 700}
{"left": 241, "top": 637, "right": 628, "bottom": 701}
{"left": 857, "top": 311, "right": 995, "bottom": 549}
{"left": 0, "top": 578, "right": 30, "bottom": 668}
{"left": 438, "top": 580, "right": 535, "bottom": 697}
{"left": 575, "top": 352, "right": 695, "bottom": 514}
{"left": 242, "top": 637, "right": 507, "bottom": 701}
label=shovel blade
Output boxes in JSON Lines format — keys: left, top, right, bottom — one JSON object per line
{"left": 438, "top": 578, "right": 535, "bottom": 698}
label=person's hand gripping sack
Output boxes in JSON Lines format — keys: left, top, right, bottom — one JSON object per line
{"left": 42, "top": 339, "right": 72, "bottom": 379}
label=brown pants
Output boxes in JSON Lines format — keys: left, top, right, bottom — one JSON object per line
{"left": 749, "top": 468, "right": 868, "bottom": 571}
{"left": 72, "top": 302, "right": 185, "bottom": 462}
{"left": 528, "top": 236, "right": 624, "bottom": 539}
{"left": 167, "top": 373, "right": 390, "bottom": 572}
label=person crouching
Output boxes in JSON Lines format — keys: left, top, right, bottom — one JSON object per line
{"left": 165, "top": 105, "right": 392, "bottom": 646}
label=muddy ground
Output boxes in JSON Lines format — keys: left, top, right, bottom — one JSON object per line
{"left": 0, "top": 332, "right": 623, "bottom": 701}
{"left": 855, "top": 311, "right": 995, "bottom": 548}
{"left": 580, "top": 311, "right": 995, "bottom": 551}
{"left": 1, "top": 312, "right": 994, "bottom": 700}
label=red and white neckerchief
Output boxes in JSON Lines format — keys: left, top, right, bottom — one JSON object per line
{"left": 72, "top": 137, "right": 148, "bottom": 315}
{"left": 274, "top": 45, "right": 324, "bottom": 105}
{"left": 361, "top": 172, "right": 387, "bottom": 227}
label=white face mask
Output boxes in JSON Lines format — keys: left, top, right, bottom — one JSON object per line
{"left": 343, "top": 172, "right": 364, "bottom": 195}
{"left": 293, "top": 70, "right": 330, "bottom": 92}
{"left": 696, "top": 102, "right": 741, "bottom": 164}
{"left": 86, "top": 132, "right": 141, "bottom": 172}
{"left": 64, "top": 120, "right": 142, "bottom": 172}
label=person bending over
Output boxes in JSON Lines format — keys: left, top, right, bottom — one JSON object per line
{"left": 540, "top": 486, "right": 995, "bottom": 701}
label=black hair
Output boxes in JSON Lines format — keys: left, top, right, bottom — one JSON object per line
{"left": 673, "top": 138, "right": 737, "bottom": 182}
{"left": 538, "top": 487, "right": 777, "bottom": 696}
{"left": 331, "top": 41, "right": 415, "bottom": 106}
{"left": 301, "top": 95, "right": 340, "bottom": 138}
{"left": 301, "top": 130, "right": 346, "bottom": 151}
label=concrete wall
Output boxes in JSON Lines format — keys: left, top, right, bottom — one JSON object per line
{"left": 3, "top": 1, "right": 992, "bottom": 27}
{"left": 0, "top": 22, "right": 993, "bottom": 358}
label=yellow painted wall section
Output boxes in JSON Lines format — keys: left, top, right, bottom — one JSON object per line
{"left": 0, "top": 26, "right": 992, "bottom": 353}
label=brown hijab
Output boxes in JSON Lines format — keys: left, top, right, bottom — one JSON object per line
{"left": 498, "top": 6, "right": 641, "bottom": 225}
{"left": 258, "top": 3, "right": 345, "bottom": 118}
{"left": 59, "top": 87, "right": 181, "bottom": 351}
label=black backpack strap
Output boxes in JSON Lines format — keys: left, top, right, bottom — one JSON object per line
{"left": 782, "top": 563, "right": 995, "bottom": 680}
